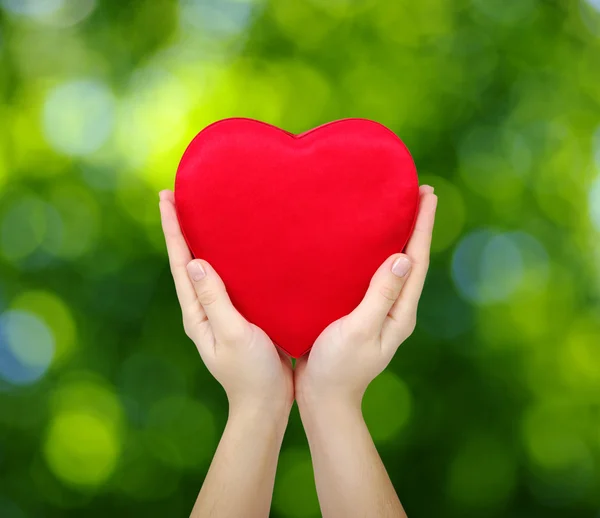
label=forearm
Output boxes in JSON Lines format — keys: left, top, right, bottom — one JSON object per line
{"left": 191, "top": 403, "right": 290, "bottom": 518}
{"left": 298, "top": 397, "right": 406, "bottom": 518}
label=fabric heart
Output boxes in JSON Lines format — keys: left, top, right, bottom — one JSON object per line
{"left": 174, "top": 118, "right": 419, "bottom": 358}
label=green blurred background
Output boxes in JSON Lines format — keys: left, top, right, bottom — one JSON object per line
{"left": 1, "top": 0, "right": 600, "bottom": 516}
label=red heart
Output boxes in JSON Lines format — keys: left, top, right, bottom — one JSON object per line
{"left": 175, "top": 118, "right": 419, "bottom": 358}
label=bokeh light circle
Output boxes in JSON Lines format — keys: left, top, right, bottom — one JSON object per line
{"left": 0, "top": 195, "right": 59, "bottom": 264}
{"left": 50, "top": 373, "right": 124, "bottom": 426}
{"left": 1, "top": 0, "right": 64, "bottom": 17}
{"left": 2, "top": 0, "right": 96, "bottom": 25}
{"left": 178, "top": 0, "right": 253, "bottom": 36}
{"left": 584, "top": 0, "right": 600, "bottom": 11}
{"left": 116, "top": 66, "right": 189, "bottom": 186}
{"left": 42, "top": 0, "right": 96, "bottom": 27}
{"left": 451, "top": 229, "right": 524, "bottom": 304}
{"left": 42, "top": 79, "right": 115, "bottom": 156}
{"left": 44, "top": 412, "right": 121, "bottom": 487}
{"left": 44, "top": 373, "right": 124, "bottom": 488}
{"left": 509, "top": 231, "right": 550, "bottom": 292}
{"left": 11, "top": 290, "right": 77, "bottom": 365}
{"left": 0, "top": 309, "right": 55, "bottom": 385}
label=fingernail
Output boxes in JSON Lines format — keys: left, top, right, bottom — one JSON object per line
{"left": 187, "top": 261, "right": 206, "bottom": 281}
{"left": 391, "top": 256, "right": 411, "bottom": 277}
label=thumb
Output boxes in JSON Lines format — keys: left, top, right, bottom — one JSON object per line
{"left": 186, "top": 259, "right": 247, "bottom": 344}
{"left": 346, "top": 254, "right": 412, "bottom": 336}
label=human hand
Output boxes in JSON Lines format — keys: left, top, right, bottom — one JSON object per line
{"left": 158, "top": 190, "right": 294, "bottom": 420}
{"left": 295, "top": 185, "right": 437, "bottom": 412}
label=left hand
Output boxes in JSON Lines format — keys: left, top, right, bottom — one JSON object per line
{"left": 159, "top": 189, "right": 294, "bottom": 418}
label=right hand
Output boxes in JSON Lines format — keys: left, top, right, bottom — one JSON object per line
{"left": 295, "top": 185, "right": 438, "bottom": 411}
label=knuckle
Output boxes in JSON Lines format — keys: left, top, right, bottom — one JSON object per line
{"left": 197, "top": 288, "right": 218, "bottom": 306}
{"left": 379, "top": 284, "right": 399, "bottom": 303}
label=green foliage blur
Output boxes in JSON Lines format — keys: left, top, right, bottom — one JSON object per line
{"left": 1, "top": 0, "right": 600, "bottom": 516}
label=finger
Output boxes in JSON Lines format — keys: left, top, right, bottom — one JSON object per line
{"left": 186, "top": 259, "right": 248, "bottom": 344}
{"left": 380, "top": 190, "right": 437, "bottom": 352}
{"left": 394, "top": 190, "right": 438, "bottom": 318}
{"left": 159, "top": 191, "right": 203, "bottom": 321}
{"left": 345, "top": 253, "right": 412, "bottom": 337}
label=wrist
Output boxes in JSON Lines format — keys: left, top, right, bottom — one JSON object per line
{"left": 296, "top": 383, "right": 362, "bottom": 416}
{"left": 228, "top": 397, "right": 292, "bottom": 438}
{"left": 297, "top": 390, "right": 363, "bottom": 430}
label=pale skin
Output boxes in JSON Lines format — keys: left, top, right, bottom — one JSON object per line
{"left": 158, "top": 185, "right": 437, "bottom": 518}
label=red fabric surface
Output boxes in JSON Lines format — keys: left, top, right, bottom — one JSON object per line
{"left": 174, "top": 117, "right": 419, "bottom": 358}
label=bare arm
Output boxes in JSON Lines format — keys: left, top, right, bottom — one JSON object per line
{"left": 159, "top": 189, "right": 293, "bottom": 518}
{"left": 192, "top": 405, "right": 289, "bottom": 518}
{"left": 295, "top": 185, "right": 438, "bottom": 518}
{"left": 300, "top": 396, "right": 405, "bottom": 518}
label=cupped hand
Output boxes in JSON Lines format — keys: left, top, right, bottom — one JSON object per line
{"left": 159, "top": 190, "right": 294, "bottom": 416}
{"left": 295, "top": 185, "right": 438, "bottom": 410}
